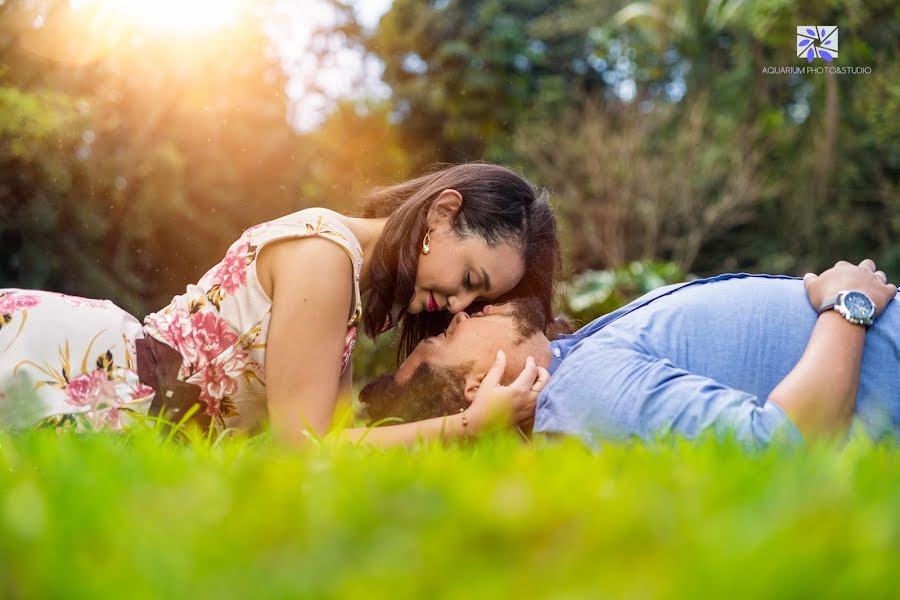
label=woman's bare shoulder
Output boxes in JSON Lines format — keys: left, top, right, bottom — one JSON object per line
{"left": 256, "top": 235, "right": 354, "bottom": 301}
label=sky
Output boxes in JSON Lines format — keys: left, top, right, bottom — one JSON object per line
{"left": 268, "top": 0, "right": 394, "bottom": 131}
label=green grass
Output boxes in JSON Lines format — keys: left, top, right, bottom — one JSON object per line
{"left": 1, "top": 430, "right": 899, "bottom": 599}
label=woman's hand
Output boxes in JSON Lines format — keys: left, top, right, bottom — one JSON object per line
{"left": 465, "top": 350, "right": 550, "bottom": 434}
{"left": 804, "top": 259, "right": 897, "bottom": 318}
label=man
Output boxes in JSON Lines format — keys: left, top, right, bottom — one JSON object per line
{"left": 360, "top": 260, "right": 898, "bottom": 446}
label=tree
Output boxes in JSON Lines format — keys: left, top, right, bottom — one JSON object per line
{"left": 515, "top": 96, "right": 767, "bottom": 272}
{"left": 368, "top": 0, "right": 621, "bottom": 165}
{"left": 1, "top": 0, "right": 305, "bottom": 314}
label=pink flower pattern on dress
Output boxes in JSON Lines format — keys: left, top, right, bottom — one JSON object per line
{"left": 99, "top": 406, "right": 123, "bottom": 429}
{"left": 132, "top": 382, "right": 155, "bottom": 399}
{"left": 212, "top": 242, "right": 250, "bottom": 295}
{"left": 70, "top": 375, "right": 154, "bottom": 430}
{"left": 0, "top": 292, "right": 40, "bottom": 314}
{"left": 146, "top": 306, "right": 250, "bottom": 417}
{"left": 342, "top": 326, "right": 357, "bottom": 374}
{"left": 61, "top": 295, "right": 110, "bottom": 309}
{"left": 189, "top": 311, "right": 239, "bottom": 367}
{"left": 65, "top": 369, "right": 119, "bottom": 408}
{"left": 190, "top": 353, "right": 247, "bottom": 417}
{"left": 144, "top": 308, "right": 197, "bottom": 377}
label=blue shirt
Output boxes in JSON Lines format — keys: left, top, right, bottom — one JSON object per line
{"left": 534, "top": 274, "right": 900, "bottom": 447}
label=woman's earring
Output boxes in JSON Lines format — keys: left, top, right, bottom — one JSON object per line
{"left": 422, "top": 230, "right": 431, "bottom": 255}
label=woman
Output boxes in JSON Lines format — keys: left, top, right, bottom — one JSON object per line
{"left": 0, "top": 163, "right": 557, "bottom": 446}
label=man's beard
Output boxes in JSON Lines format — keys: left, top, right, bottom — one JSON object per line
{"left": 358, "top": 362, "right": 470, "bottom": 426}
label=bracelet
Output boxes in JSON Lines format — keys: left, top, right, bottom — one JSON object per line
{"left": 459, "top": 408, "right": 470, "bottom": 442}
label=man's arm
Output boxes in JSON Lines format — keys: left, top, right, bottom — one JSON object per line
{"left": 535, "top": 260, "right": 896, "bottom": 446}
{"left": 768, "top": 260, "right": 896, "bottom": 439}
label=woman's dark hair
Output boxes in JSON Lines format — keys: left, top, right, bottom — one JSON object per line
{"left": 361, "top": 163, "right": 560, "bottom": 360}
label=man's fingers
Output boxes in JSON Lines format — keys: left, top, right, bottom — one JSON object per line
{"left": 859, "top": 258, "right": 876, "bottom": 272}
{"left": 875, "top": 270, "right": 888, "bottom": 284}
{"left": 803, "top": 273, "right": 818, "bottom": 295}
{"left": 481, "top": 350, "right": 506, "bottom": 389}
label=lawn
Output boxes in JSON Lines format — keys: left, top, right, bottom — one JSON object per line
{"left": 2, "top": 429, "right": 899, "bottom": 599}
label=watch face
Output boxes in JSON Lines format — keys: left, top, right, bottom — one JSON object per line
{"left": 842, "top": 291, "right": 875, "bottom": 319}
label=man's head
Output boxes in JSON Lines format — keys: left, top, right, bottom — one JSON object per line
{"left": 359, "top": 298, "right": 552, "bottom": 425}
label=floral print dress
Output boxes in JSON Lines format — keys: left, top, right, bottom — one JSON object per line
{"left": 0, "top": 290, "right": 154, "bottom": 430}
{"left": 0, "top": 208, "right": 363, "bottom": 433}
{"left": 143, "top": 207, "right": 363, "bottom": 433}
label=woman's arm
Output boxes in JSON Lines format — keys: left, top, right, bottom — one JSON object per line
{"left": 769, "top": 259, "right": 896, "bottom": 439}
{"left": 261, "top": 236, "right": 355, "bottom": 443}
{"left": 339, "top": 411, "right": 469, "bottom": 447}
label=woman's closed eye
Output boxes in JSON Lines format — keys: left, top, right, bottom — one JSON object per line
{"left": 465, "top": 268, "right": 492, "bottom": 294}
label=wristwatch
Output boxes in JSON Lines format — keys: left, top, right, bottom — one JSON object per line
{"left": 817, "top": 290, "right": 876, "bottom": 327}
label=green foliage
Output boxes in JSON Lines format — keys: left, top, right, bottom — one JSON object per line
{"left": 369, "top": 0, "right": 618, "bottom": 164}
{"left": 304, "top": 101, "right": 411, "bottom": 214}
{"left": 1, "top": 429, "right": 899, "bottom": 598}
{"left": 0, "top": 85, "right": 99, "bottom": 292}
{"left": 0, "top": 86, "right": 81, "bottom": 161}
{"left": 351, "top": 329, "right": 399, "bottom": 382}
{"left": 515, "top": 96, "right": 768, "bottom": 273}
{"left": 561, "top": 260, "right": 684, "bottom": 323}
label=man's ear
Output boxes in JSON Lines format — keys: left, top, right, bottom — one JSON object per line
{"left": 463, "top": 370, "right": 481, "bottom": 405}
{"left": 426, "top": 189, "right": 463, "bottom": 229}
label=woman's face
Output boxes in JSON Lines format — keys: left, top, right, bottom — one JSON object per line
{"left": 408, "top": 222, "right": 525, "bottom": 316}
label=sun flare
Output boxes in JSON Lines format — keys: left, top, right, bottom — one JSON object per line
{"left": 71, "top": 0, "right": 247, "bottom": 34}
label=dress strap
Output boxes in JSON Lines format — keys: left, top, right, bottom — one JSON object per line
{"left": 247, "top": 208, "right": 363, "bottom": 326}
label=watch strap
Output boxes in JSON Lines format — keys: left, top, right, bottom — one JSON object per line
{"left": 817, "top": 294, "right": 841, "bottom": 315}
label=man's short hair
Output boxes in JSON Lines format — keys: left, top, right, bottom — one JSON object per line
{"left": 505, "top": 296, "right": 545, "bottom": 342}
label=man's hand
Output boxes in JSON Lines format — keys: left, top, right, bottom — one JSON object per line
{"left": 772, "top": 258, "right": 897, "bottom": 439}
{"left": 803, "top": 259, "right": 897, "bottom": 318}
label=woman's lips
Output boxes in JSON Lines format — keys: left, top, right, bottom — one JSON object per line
{"left": 427, "top": 292, "right": 439, "bottom": 312}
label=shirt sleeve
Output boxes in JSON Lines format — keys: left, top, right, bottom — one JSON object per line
{"left": 534, "top": 341, "right": 803, "bottom": 448}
